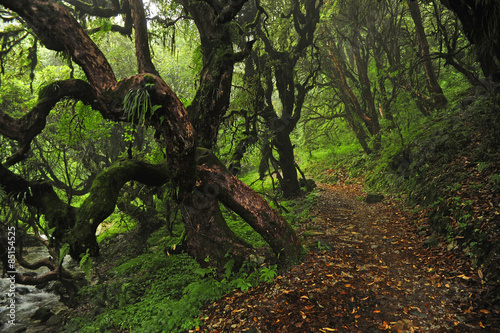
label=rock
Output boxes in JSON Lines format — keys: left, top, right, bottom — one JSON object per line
{"left": 311, "top": 217, "right": 324, "bottom": 224}
{"left": 365, "top": 193, "right": 384, "bottom": 203}
{"left": 248, "top": 254, "right": 265, "bottom": 265}
{"left": 15, "top": 287, "right": 31, "bottom": 295}
{"left": 409, "top": 309, "right": 428, "bottom": 318}
{"left": 31, "top": 307, "right": 53, "bottom": 323}
{"left": 3, "top": 324, "right": 27, "bottom": 333}
{"left": 242, "top": 328, "right": 258, "bottom": 333}
{"left": 299, "top": 178, "right": 316, "bottom": 191}
{"left": 46, "top": 314, "right": 63, "bottom": 326}
{"left": 303, "top": 230, "right": 326, "bottom": 238}
{"left": 392, "top": 319, "right": 415, "bottom": 331}
{"left": 423, "top": 234, "right": 440, "bottom": 248}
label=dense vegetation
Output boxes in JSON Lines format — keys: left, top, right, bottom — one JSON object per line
{"left": 0, "top": 0, "right": 499, "bottom": 331}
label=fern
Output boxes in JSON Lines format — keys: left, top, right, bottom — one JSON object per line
{"left": 79, "top": 249, "right": 93, "bottom": 282}
{"left": 123, "top": 87, "right": 158, "bottom": 126}
{"left": 59, "top": 243, "right": 70, "bottom": 266}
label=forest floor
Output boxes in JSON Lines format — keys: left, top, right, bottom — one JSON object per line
{"left": 198, "top": 180, "right": 499, "bottom": 333}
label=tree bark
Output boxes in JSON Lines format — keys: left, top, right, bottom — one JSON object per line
{"left": 275, "top": 131, "right": 302, "bottom": 197}
{"left": 129, "top": 0, "right": 159, "bottom": 75}
{"left": 440, "top": 0, "right": 500, "bottom": 79}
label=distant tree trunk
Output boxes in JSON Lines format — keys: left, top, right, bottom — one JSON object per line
{"left": 244, "top": 0, "right": 321, "bottom": 198}
{"left": 275, "top": 131, "right": 302, "bottom": 197}
{"left": 408, "top": 0, "right": 448, "bottom": 109}
{"left": 327, "top": 39, "right": 373, "bottom": 154}
{"left": 352, "top": 31, "right": 381, "bottom": 151}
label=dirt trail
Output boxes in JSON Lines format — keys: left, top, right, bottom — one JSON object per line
{"left": 200, "top": 182, "right": 498, "bottom": 332}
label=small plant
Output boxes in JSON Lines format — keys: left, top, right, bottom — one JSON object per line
{"left": 477, "top": 162, "right": 490, "bottom": 173}
{"left": 259, "top": 264, "right": 278, "bottom": 283}
{"left": 234, "top": 278, "right": 253, "bottom": 291}
{"left": 490, "top": 174, "right": 500, "bottom": 190}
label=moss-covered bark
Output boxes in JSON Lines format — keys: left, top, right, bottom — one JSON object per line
{"left": 69, "top": 159, "right": 172, "bottom": 258}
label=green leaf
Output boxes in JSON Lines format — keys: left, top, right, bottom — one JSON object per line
{"left": 59, "top": 243, "right": 70, "bottom": 265}
{"left": 80, "top": 249, "right": 93, "bottom": 282}
{"left": 48, "top": 227, "right": 56, "bottom": 237}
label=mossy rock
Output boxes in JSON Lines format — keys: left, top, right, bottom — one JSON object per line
{"left": 365, "top": 193, "right": 384, "bottom": 203}
{"left": 303, "top": 230, "right": 326, "bottom": 238}
{"left": 423, "top": 234, "right": 440, "bottom": 248}
{"left": 31, "top": 307, "right": 53, "bottom": 323}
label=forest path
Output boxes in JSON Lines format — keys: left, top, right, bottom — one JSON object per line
{"left": 200, "top": 182, "right": 497, "bottom": 332}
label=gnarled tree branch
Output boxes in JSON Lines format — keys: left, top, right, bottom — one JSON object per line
{"left": 0, "top": 79, "right": 98, "bottom": 166}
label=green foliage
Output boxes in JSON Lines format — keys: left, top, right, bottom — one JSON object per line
{"left": 259, "top": 264, "right": 278, "bottom": 283}
{"left": 281, "top": 191, "right": 320, "bottom": 227}
{"left": 96, "top": 214, "right": 136, "bottom": 243}
{"left": 79, "top": 249, "right": 93, "bottom": 282}
{"left": 59, "top": 243, "right": 70, "bottom": 265}
{"left": 67, "top": 243, "right": 283, "bottom": 333}
{"left": 490, "top": 174, "right": 500, "bottom": 191}
{"left": 221, "top": 205, "right": 267, "bottom": 247}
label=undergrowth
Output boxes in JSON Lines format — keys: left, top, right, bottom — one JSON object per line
{"left": 64, "top": 186, "right": 316, "bottom": 332}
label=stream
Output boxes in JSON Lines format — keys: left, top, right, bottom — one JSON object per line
{"left": 1, "top": 246, "right": 82, "bottom": 333}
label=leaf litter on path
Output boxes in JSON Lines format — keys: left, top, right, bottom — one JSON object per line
{"left": 198, "top": 182, "right": 499, "bottom": 332}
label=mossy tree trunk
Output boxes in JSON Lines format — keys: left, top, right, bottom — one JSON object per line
{"left": 175, "top": 0, "right": 270, "bottom": 268}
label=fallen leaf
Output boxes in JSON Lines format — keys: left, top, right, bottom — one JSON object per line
{"left": 378, "top": 321, "right": 390, "bottom": 330}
